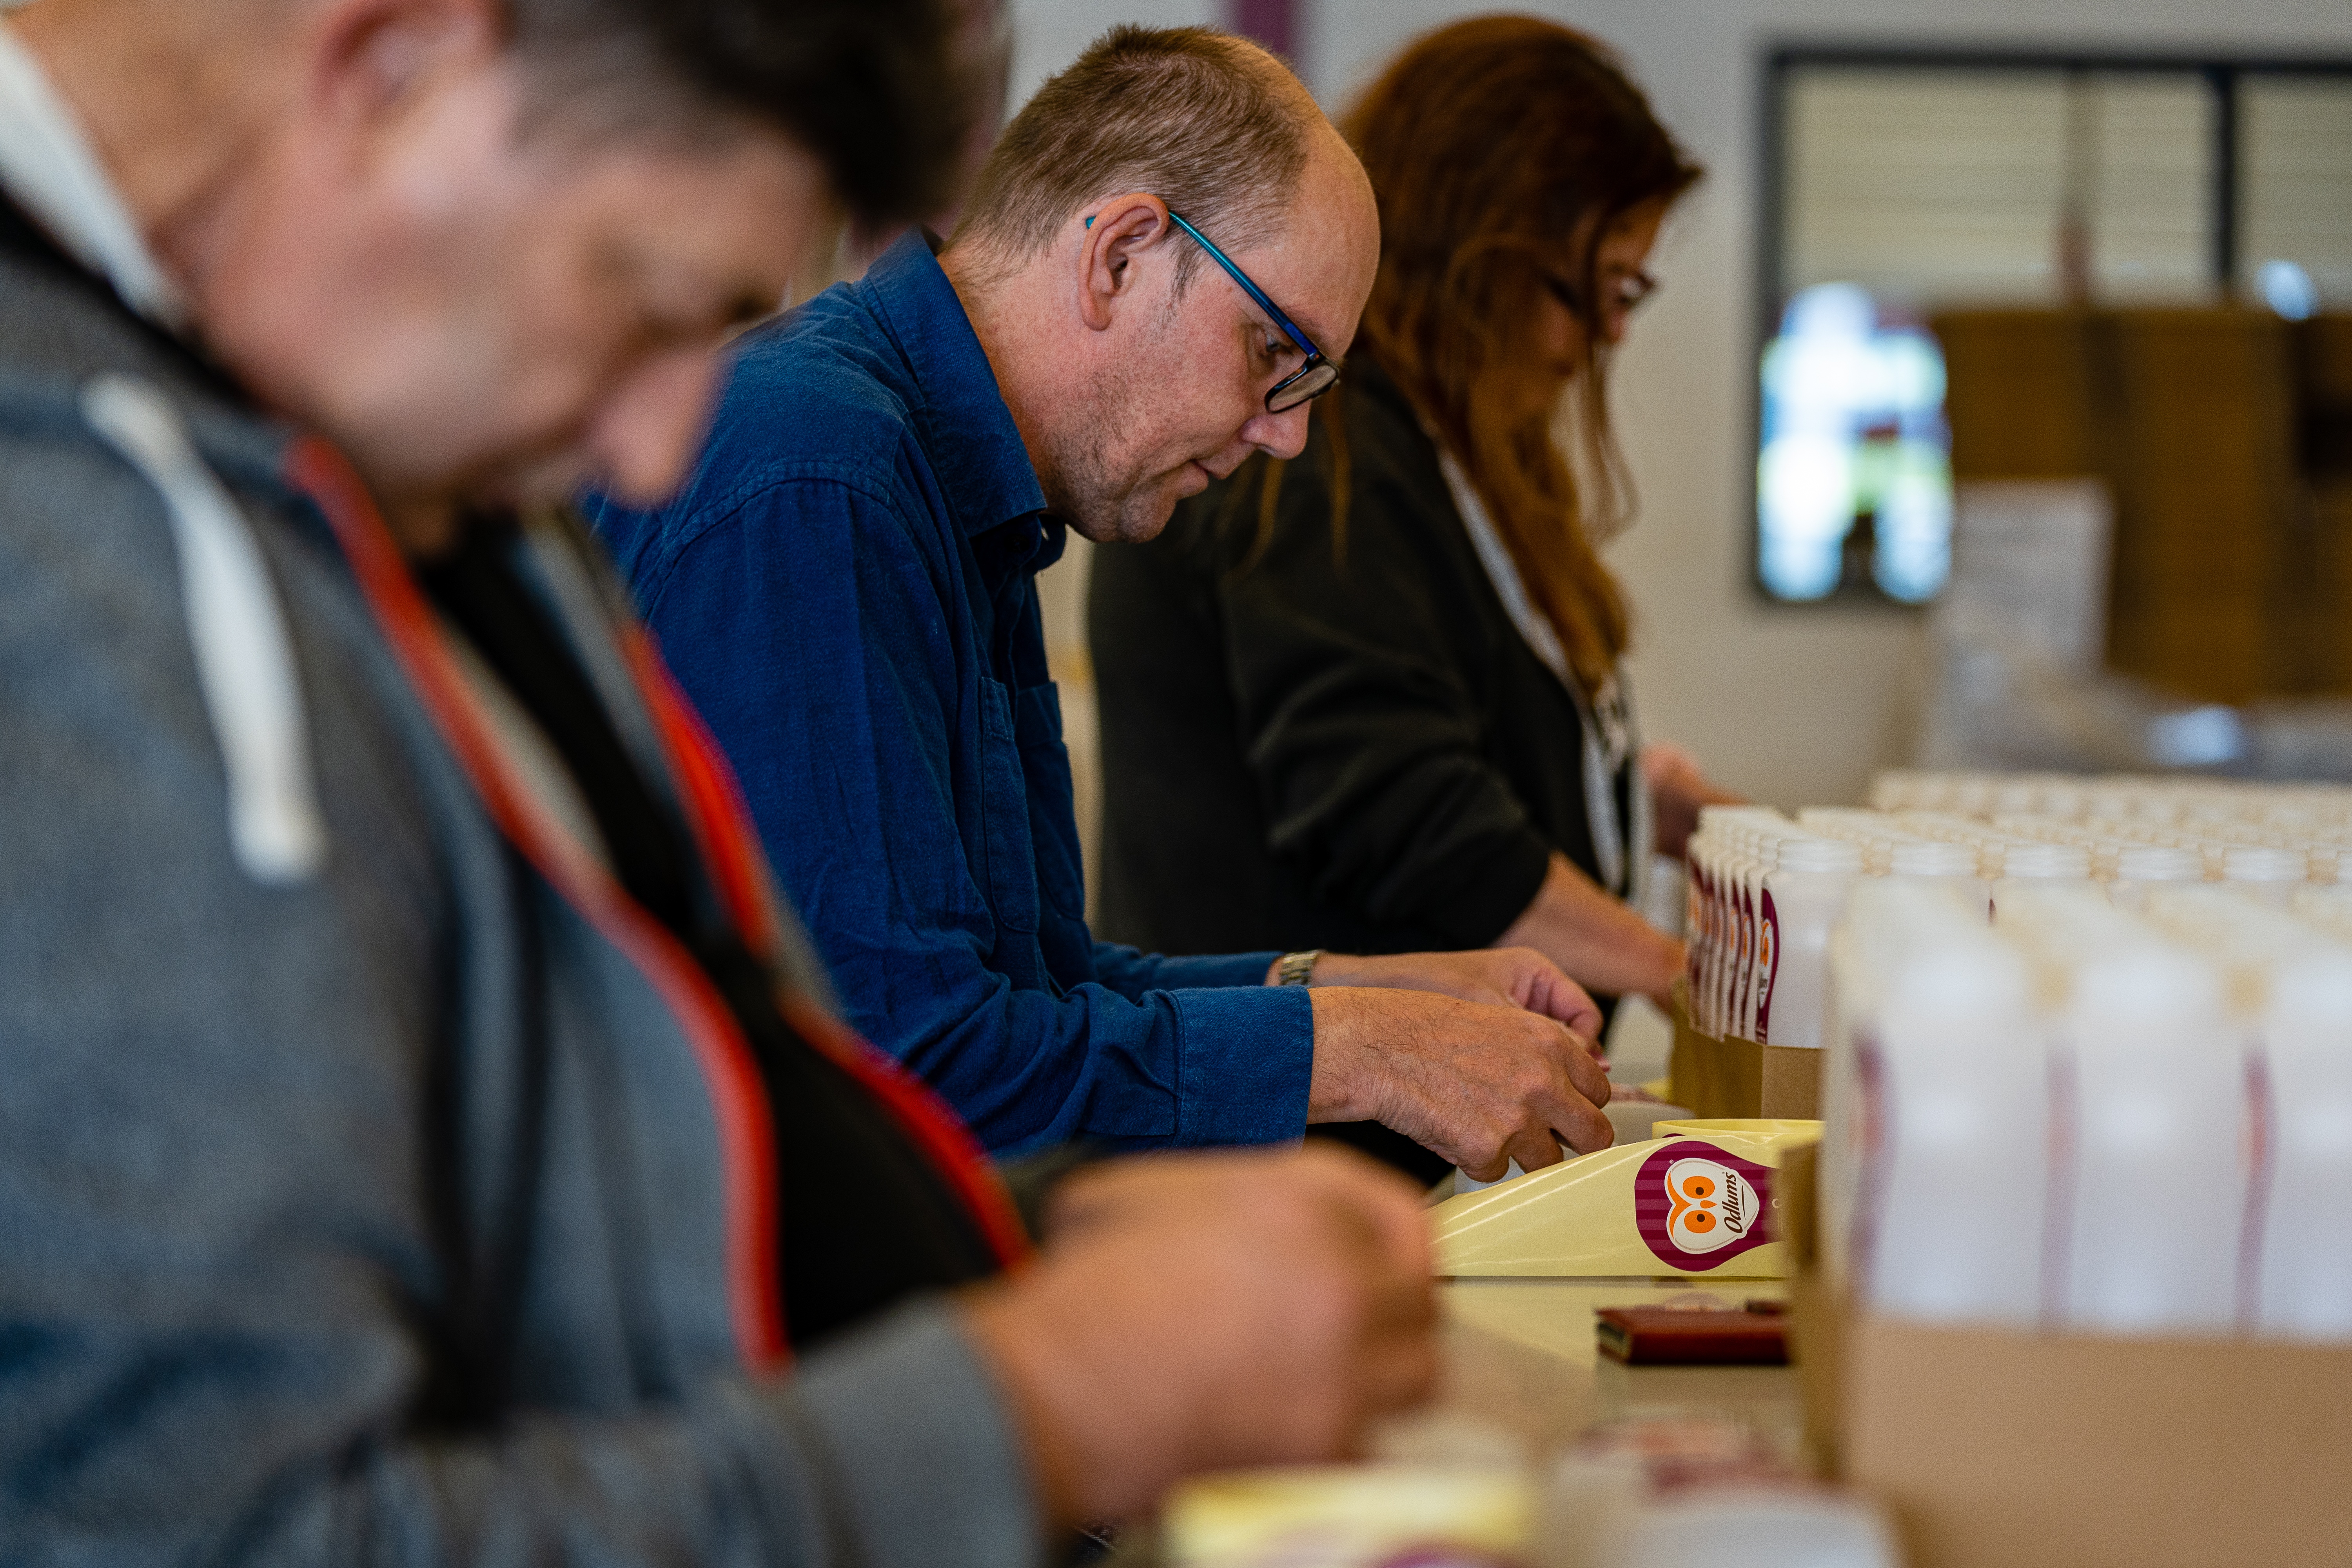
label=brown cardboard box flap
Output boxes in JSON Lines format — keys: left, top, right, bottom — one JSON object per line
{"left": 1845, "top": 1317, "right": 2352, "bottom": 1568}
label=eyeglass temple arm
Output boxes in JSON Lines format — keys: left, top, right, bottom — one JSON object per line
{"left": 1087, "top": 209, "right": 1322, "bottom": 361}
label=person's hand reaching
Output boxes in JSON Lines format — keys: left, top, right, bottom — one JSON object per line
{"left": 959, "top": 1146, "right": 1437, "bottom": 1527}
{"left": 1297, "top": 947, "right": 1604, "bottom": 1045}
{"left": 1303, "top": 988, "right": 1613, "bottom": 1179}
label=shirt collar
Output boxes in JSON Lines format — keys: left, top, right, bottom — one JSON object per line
{"left": 858, "top": 230, "right": 1048, "bottom": 539}
{"left": 0, "top": 20, "right": 187, "bottom": 328}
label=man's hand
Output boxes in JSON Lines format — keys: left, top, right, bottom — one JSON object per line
{"left": 1305, "top": 988, "right": 1613, "bottom": 1180}
{"left": 1295, "top": 947, "right": 1604, "bottom": 1042}
{"left": 959, "top": 1147, "right": 1436, "bottom": 1527}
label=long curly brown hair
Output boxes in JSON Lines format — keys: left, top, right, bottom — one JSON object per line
{"left": 1330, "top": 16, "right": 1700, "bottom": 691}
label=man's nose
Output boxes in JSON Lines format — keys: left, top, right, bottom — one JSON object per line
{"left": 589, "top": 349, "right": 724, "bottom": 506}
{"left": 1243, "top": 401, "right": 1314, "bottom": 462}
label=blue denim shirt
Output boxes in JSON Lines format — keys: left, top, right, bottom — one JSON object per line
{"left": 587, "top": 234, "right": 1313, "bottom": 1156}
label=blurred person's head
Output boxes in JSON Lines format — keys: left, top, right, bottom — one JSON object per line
{"left": 14, "top": 0, "right": 969, "bottom": 530}
{"left": 942, "top": 25, "right": 1377, "bottom": 544}
{"left": 1340, "top": 16, "right": 1700, "bottom": 690}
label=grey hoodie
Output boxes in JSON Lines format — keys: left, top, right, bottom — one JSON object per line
{"left": 0, "top": 219, "right": 1039, "bottom": 1566}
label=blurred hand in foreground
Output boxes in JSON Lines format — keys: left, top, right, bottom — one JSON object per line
{"left": 960, "top": 1145, "right": 1437, "bottom": 1525}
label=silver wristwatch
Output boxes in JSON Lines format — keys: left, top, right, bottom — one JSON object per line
{"left": 1275, "top": 949, "right": 1323, "bottom": 987}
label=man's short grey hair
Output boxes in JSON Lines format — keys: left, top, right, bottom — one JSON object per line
{"left": 948, "top": 25, "right": 1323, "bottom": 291}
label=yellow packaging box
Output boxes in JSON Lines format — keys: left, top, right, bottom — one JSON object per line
{"left": 1432, "top": 1119, "right": 1817, "bottom": 1278}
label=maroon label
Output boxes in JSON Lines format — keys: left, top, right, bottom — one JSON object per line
{"left": 1734, "top": 888, "right": 1756, "bottom": 1034}
{"left": 1753, "top": 889, "right": 1781, "bottom": 1042}
{"left": 1634, "top": 1140, "right": 1779, "bottom": 1270}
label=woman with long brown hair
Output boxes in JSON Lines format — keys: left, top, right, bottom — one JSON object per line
{"left": 1088, "top": 15, "right": 1739, "bottom": 1180}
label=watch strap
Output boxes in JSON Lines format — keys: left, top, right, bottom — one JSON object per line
{"left": 1275, "top": 949, "right": 1323, "bottom": 987}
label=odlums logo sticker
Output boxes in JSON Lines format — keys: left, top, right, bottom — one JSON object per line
{"left": 1634, "top": 1140, "right": 1778, "bottom": 1270}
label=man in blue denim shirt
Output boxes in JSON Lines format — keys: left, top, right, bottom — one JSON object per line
{"left": 591, "top": 27, "right": 1615, "bottom": 1177}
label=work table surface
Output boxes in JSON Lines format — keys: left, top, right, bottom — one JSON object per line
{"left": 1436, "top": 1275, "right": 1800, "bottom": 1457}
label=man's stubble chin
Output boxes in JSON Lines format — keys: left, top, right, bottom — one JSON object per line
{"left": 1044, "top": 355, "right": 1182, "bottom": 545}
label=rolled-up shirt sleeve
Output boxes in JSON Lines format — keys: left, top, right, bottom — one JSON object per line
{"left": 0, "top": 485, "right": 1037, "bottom": 1568}
{"left": 612, "top": 476, "right": 1313, "bottom": 1157}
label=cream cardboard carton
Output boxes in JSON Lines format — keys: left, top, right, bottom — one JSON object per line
{"left": 1432, "top": 1120, "right": 1817, "bottom": 1278}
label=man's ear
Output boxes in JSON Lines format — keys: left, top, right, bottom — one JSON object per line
{"left": 1074, "top": 192, "right": 1173, "bottom": 333}
{"left": 307, "top": 0, "right": 502, "bottom": 140}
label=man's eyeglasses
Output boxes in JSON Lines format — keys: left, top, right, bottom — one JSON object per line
{"left": 1543, "top": 268, "right": 1661, "bottom": 325}
{"left": 1089, "top": 207, "right": 1340, "bottom": 412}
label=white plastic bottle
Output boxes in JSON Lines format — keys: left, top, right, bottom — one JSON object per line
{"left": 1882, "top": 839, "right": 1988, "bottom": 920}
{"left": 1857, "top": 930, "right": 2049, "bottom": 1329}
{"left": 2259, "top": 941, "right": 2352, "bottom": 1339}
{"left": 1683, "top": 829, "right": 1718, "bottom": 1029}
{"left": 1711, "top": 825, "right": 1766, "bottom": 1040}
{"left": 2223, "top": 844, "right": 2307, "bottom": 906}
{"left": 2108, "top": 843, "right": 2204, "bottom": 912}
{"left": 1989, "top": 840, "right": 2092, "bottom": 916}
{"left": 2150, "top": 889, "right": 2352, "bottom": 1341}
{"left": 1757, "top": 838, "right": 1862, "bottom": 1050}
{"left": 1733, "top": 833, "right": 1775, "bottom": 1041}
{"left": 2054, "top": 931, "right": 2243, "bottom": 1334}
{"left": 1739, "top": 828, "right": 1809, "bottom": 1041}
{"left": 1724, "top": 831, "right": 1760, "bottom": 1038}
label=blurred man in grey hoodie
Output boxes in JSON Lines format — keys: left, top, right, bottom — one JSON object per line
{"left": 0, "top": 0, "right": 1436, "bottom": 1563}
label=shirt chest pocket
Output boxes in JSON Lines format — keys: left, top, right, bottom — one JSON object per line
{"left": 976, "top": 675, "right": 1041, "bottom": 935}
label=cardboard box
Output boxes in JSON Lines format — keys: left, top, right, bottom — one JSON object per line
{"left": 2308, "top": 481, "right": 2352, "bottom": 693}
{"left": 1933, "top": 306, "right": 2305, "bottom": 703}
{"left": 2103, "top": 310, "right": 2298, "bottom": 702}
{"left": 1668, "top": 982, "right": 1821, "bottom": 1120}
{"left": 1841, "top": 1319, "right": 2352, "bottom": 1568}
{"left": 1780, "top": 1144, "right": 2352, "bottom": 1567}
{"left": 1933, "top": 311, "right": 2099, "bottom": 479}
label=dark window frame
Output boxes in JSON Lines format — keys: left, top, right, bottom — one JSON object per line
{"left": 1751, "top": 42, "right": 2352, "bottom": 608}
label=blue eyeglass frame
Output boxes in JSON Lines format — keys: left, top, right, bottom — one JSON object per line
{"left": 1087, "top": 207, "right": 1340, "bottom": 412}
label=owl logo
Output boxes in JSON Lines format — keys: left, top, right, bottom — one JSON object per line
{"left": 1634, "top": 1140, "right": 1778, "bottom": 1270}
{"left": 1662, "top": 1157, "right": 1757, "bottom": 1255}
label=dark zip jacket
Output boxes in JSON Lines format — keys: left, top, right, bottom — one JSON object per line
{"left": 0, "top": 196, "right": 1040, "bottom": 1568}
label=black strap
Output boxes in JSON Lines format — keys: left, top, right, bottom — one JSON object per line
{"left": 418, "top": 522, "right": 1002, "bottom": 1349}
{"left": 0, "top": 201, "right": 1004, "bottom": 1348}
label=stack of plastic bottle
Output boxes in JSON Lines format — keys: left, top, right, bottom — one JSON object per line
{"left": 1690, "top": 770, "right": 2352, "bottom": 1343}
{"left": 1681, "top": 770, "right": 2352, "bottom": 1060}
{"left": 1818, "top": 873, "right": 2352, "bottom": 1342}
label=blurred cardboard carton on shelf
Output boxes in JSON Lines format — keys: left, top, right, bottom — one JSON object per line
{"left": 2309, "top": 481, "right": 2352, "bottom": 692}
{"left": 1779, "top": 1142, "right": 2352, "bottom": 1568}
{"left": 1932, "top": 307, "right": 2303, "bottom": 708}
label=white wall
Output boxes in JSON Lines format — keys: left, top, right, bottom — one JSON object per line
{"left": 1021, "top": 0, "right": 2352, "bottom": 822}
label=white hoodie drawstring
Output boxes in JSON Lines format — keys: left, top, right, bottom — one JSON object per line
{"left": 82, "top": 373, "right": 327, "bottom": 885}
